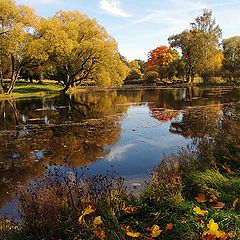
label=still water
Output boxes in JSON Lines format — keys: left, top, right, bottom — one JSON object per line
{"left": 0, "top": 86, "right": 240, "bottom": 218}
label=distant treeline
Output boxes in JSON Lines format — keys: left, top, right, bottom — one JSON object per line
{"left": 125, "top": 10, "right": 240, "bottom": 85}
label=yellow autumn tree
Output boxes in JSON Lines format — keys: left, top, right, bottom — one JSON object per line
{"left": 35, "top": 11, "right": 128, "bottom": 92}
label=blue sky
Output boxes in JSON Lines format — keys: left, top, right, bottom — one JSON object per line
{"left": 16, "top": 0, "right": 240, "bottom": 60}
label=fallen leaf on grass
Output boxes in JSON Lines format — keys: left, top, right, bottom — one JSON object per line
{"left": 93, "top": 216, "right": 103, "bottom": 227}
{"left": 233, "top": 198, "right": 238, "bottom": 209}
{"left": 166, "top": 223, "right": 174, "bottom": 230}
{"left": 201, "top": 219, "right": 226, "bottom": 239}
{"left": 212, "top": 202, "right": 225, "bottom": 209}
{"left": 193, "top": 206, "right": 208, "bottom": 216}
{"left": 196, "top": 194, "right": 207, "bottom": 203}
{"left": 150, "top": 224, "right": 162, "bottom": 238}
{"left": 78, "top": 205, "right": 94, "bottom": 224}
{"left": 94, "top": 227, "right": 106, "bottom": 240}
{"left": 122, "top": 206, "right": 141, "bottom": 214}
{"left": 124, "top": 226, "right": 141, "bottom": 238}
{"left": 209, "top": 194, "right": 218, "bottom": 203}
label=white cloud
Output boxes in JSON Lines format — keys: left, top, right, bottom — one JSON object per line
{"left": 99, "top": 0, "right": 131, "bottom": 17}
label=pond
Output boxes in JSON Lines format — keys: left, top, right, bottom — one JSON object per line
{"left": 0, "top": 86, "right": 240, "bottom": 219}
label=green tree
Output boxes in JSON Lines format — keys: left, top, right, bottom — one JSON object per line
{"left": 222, "top": 36, "right": 240, "bottom": 82}
{"left": 169, "top": 9, "right": 222, "bottom": 83}
{"left": 125, "top": 60, "right": 143, "bottom": 81}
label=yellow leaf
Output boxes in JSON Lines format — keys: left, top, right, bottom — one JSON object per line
{"left": 233, "top": 198, "right": 238, "bottom": 209}
{"left": 83, "top": 205, "right": 95, "bottom": 215}
{"left": 150, "top": 224, "right": 162, "bottom": 238}
{"left": 126, "top": 231, "right": 141, "bottom": 238}
{"left": 78, "top": 205, "right": 95, "bottom": 224}
{"left": 207, "top": 219, "right": 219, "bottom": 232}
{"left": 202, "top": 219, "right": 226, "bottom": 239}
{"left": 193, "top": 206, "right": 208, "bottom": 216}
{"left": 93, "top": 216, "right": 103, "bottom": 227}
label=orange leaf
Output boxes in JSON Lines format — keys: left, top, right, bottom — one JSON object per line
{"left": 94, "top": 227, "right": 106, "bottom": 240}
{"left": 166, "top": 223, "right": 174, "bottom": 230}
{"left": 122, "top": 206, "right": 140, "bottom": 214}
{"left": 196, "top": 194, "right": 207, "bottom": 203}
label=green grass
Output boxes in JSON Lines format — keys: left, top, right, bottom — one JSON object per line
{"left": 0, "top": 80, "right": 62, "bottom": 100}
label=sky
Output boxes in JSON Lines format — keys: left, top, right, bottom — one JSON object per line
{"left": 16, "top": 0, "right": 240, "bottom": 61}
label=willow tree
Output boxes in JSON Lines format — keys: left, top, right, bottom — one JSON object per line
{"left": 169, "top": 9, "right": 223, "bottom": 83}
{"left": 0, "top": 0, "right": 41, "bottom": 94}
{"left": 36, "top": 11, "right": 128, "bottom": 92}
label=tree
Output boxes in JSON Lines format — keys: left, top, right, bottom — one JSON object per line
{"left": 222, "top": 36, "right": 240, "bottom": 82}
{"left": 146, "top": 45, "right": 179, "bottom": 81}
{"left": 169, "top": 9, "right": 222, "bottom": 83}
{"left": 36, "top": 11, "right": 128, "bottom": 92}
{"left": 125, "top": 60, "right": 143, "bottom": 81}
{"left": 0, "top": 0, "right": 42, "bottom": 94}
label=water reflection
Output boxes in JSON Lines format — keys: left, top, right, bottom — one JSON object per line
{"left": 0, "top": 86, "right": 240, "bottom": 215}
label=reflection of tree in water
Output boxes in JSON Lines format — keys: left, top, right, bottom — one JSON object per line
{"left": 0, "top": 93, "right": 129, "bottom": 209}
{"left": 170, "top": 104, "right": 222, "bottom": 138}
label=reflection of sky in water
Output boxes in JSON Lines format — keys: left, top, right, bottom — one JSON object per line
{"left": 32, "top": 150, "right": 44, "bottom": 161}
{"left": 85, "top": 105, "right": 190, "bottom": 181}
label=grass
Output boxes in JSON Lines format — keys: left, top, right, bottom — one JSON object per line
{"left": 0, "top": 80, "right": 62, "bottom": 100}
{"left": 1, "top": 105, "right": 240, "bottom": 240}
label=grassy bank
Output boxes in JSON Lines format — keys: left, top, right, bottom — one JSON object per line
{"left": 0, "top": 80, "right": 62, "bottom": 100}
{"left": 1, "top": 105, "right": 240, "bottom": 240}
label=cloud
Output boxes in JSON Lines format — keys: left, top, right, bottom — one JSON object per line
{"left": 99, "top": 0, "right": 131, "bottom": 17}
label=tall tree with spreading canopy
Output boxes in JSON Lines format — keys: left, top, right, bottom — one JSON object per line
{"left": 0, "top": 0, "right": 41, "bottom": 94}
{"left": 35, "top": 11, "right": 128, "bottom": 92}
{"left": 169, "top": 9, "right": 223, "bottom": 83}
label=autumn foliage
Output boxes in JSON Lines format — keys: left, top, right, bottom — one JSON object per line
{"left": 146, "top": 46, "right": 177, "bottom": 69}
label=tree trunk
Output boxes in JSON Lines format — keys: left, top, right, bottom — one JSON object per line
{"left": 60, "top": 74, "right": 71, "bottom": 93}
{"left": 7, "top": 70, "right": 20, "bottom": 94}
{"left": 7, "top": 56, "right": 19, "bottom": 94}
{"left": 0, "top": 79, "right": 4, "bottom": 94}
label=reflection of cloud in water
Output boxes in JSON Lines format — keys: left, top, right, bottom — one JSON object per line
{"left": 107, "top": 144, "right": 135, "bottom": 161}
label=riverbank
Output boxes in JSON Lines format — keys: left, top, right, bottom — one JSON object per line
{"left": 1, "top": 103, "right": 240, "bottom": 240}
{"left": 1, "top": 80, "right": 240, "bottom": 100}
